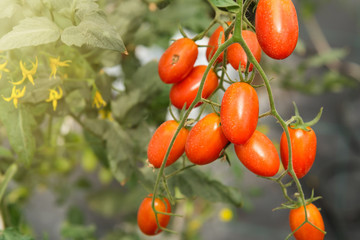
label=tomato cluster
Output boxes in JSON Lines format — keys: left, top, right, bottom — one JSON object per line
{"left": 138, "top": 0, "right": 324, "bottom": 237}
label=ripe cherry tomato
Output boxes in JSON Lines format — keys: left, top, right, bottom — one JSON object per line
{"left": 158, "top": 38, "right": 198, "bottom": 84}
{"left": 234, "top": 130, "right": 280, "bottom": 177}
{"left": 255, "top": 0, "right": 299, "bottom": 60}
{"left": 289, "top": 203, "right": 325, "bottom": 240}
{"left": 185, "top": 113, "right": 229, "bottom": 165}
{"left": 227, "top": 30, "right": 262, "bottom": 72}
{"left": 220, "top": 82, "right": 259, "bottom": 144}
{"left": 147, "top": 120, "right": 189, "bottom": 168}
{"left": 206, "top": 25, "right": 226, "bottom": 63}
{"left": 169, "top": 65, "right": 218, "bottom": 109}
{"left": 137, "top": 194, "right": 172, "bottom": 236}
{"left": 280, "top": 126, "right": 317, "bottom": 179}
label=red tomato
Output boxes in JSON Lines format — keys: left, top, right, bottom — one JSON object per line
{"left": 169, "top": 65, "right": 218, "bottom": 109}
{"left": 137, "top": 194, "right": 172, "bottom": 236}
{"left": 255, "top": 0, "right": 299, "bottom": 59}
{"left": 289, "top": 203, "right": 325, "bottom": 240}
{"left": 206, "top": 25, "right": 226, "bottom": 63}
{"left": 227, "top": 30, "right": 262, "bottom": 72}
{"left": 185, "top": 113, "right": 229, "bottom": 165}
{"left": 234, "top": 130, "right": 280, "bottom": 177}
{"left": 280, "top": 126, "right": 317, "bottom": 179}
{"left": 220, "top": 82, "right": 259, "bottom": 144}
{"left": 158, "top": 38, "right": 198, "bottom": 84}
{"left": 147, "top": 120, "right": 189, "bottom": 168}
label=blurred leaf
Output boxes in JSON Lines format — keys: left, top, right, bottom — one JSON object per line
{"left": 0, "top": 0, "right": 21, "bottom": 19}
{"left": 209, "top": 0, "right": 240, "bottom": 12}
{"left": 113, "top": 61, "right": 168, "bottom": 127}
{"left": 0, "top": 147, "right": 13, "bottom": 159}
{"left": 0, "top": 17, "right": 60, "bottom": 51}
{"left": 82, "top": 119, "right": 140, "bottom": 183}
{"left": 171, "top": 168, "right": 242, "bottom": 207}
{"left": 74, "top": 0, "right": 101, "bottom": 20}
{"left": 0, "top": 103, "right": 36, "bottom": 165}
{"left": 302, "top": 48, "right": 348, "bottom": 68}
{"left": 21, "top": 76, "right": 61, "bottom": 104}
{"left": 61, "top": 222, "right": 96, "bottom": 240}
{"left": 0, "top": 228, "right": 34, "bottom": 240}
{"left": 101, "top": 229, "right": 141, "bottom": 240}
{"left": 61, "top": 14, "right": 126, "bottom": 53}
{"left": 0, "top": 164, "right": 17, "bottom": 203}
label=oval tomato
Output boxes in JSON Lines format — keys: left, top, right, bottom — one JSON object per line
{"left": 280, "top": 126, "right": 317, "bottom": 179}
{"left": 206, "top": 25, "right": 226, "bottom": 63}
{"left": 158, "top": 38, "right": 198, "bottom": 84}
{"left": 289, "top": 203, "right": 325, "bottom": 240}
{"left": 227, "top": 30, "right": 262, "bottom": 72}
{"left": 185, "top": 113, "right": 229, "bottom": 165}
{"left": 147, "top": 120, "right": 189, "bottom": 168}
{"left": 234, "top": 130, "right": 280, "bottom": 177}
{"left": 255, "top": 0, "right": 299, "bottom": 60}
{"left": 169, "top": 65, "right": 218, "bottom": 109}
{"left": 220, "top": 82, "right": 259, "bottom": 144}
{"left": 137, "top": 194, "right": 172, "bottom": 236}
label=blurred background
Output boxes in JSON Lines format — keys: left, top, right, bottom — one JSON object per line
{"left": 0, "top": 0, "right": 359, "bottom": 239}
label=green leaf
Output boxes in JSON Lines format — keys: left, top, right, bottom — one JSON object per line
{"left": 0, "top": 17, "right": 60, "bottom": 51}
{"left": 0, "top": 147, "right": 13, "bottom": 159}
{"left": 0, "top": 164, "right": 17, "bottom": 203}
{"left": 171, "top": 168, "right": 242, "bottom": 207}
{"left": 60, "top": 223, "right": 96, "bottom": 240}
{"left": 0, "top": 0, "right": 21, "bottom": 19}
{"left": 0, "top": 103, "right": 36, "bottom": 165}
{"left": 21, "top": 76, "right": 61, "bottom": 104}
{"left": 61, "top": 14, "right": 126, "bottom": 53}
{"left": 209, "top": 0, "right": 239, "bottom": 12}
{"left": 0, "top": 228, "right": 34, "bottom": 240}
{"left": 82, "top": 119, "right": 139, "bottom": 183}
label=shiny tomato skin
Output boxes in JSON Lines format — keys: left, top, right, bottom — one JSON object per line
{"left": 185, "top": 113, "right": 229, "bottom": 165}
{"left": 227, "top": 30, "right": 262, "bottom": 72}
{"left": 169, "top": 65, "right": 218, "bottom": 109}
{"left": 206, "top": 25, "right": 226, "bottom": 63}
{"left": 289, "top": 203, "right": 325, "bottom": 240}
{"left": 220, "top": 82, "right": 259, "bottom": 144}
{"left": 158, "top": 38, "right": 198, "bottom": 84}
{"left": 137, "top": 194, "right": 172, "bottom": 236}
{"left": 147, "top": 120, "right": 189, "bottom": 168}
{"left": 234, "top": 130, "right": 280, "bottom": 177}
{"left": 280, "top": 126, "right": 317, "bottom": 179}
{"left": 255, "top": 0, "right": 299, "bottom": 60}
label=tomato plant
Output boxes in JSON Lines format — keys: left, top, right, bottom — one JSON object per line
{"left": 147, "top": 120, "right": 189, "bottom": 168}
{"left": 220, "top": 82, "right": 259, "bottom": 144}
{"left": 169, "top": 65, "right": 218, "bottom": 109}
{"left": 280, "top": 126, "right": 317, "bottom": 179}
{"left": 227, "top": 30, "right": 262, "bottom": 72}
{"left": 289, "top": 203, "right": 325, "bottom": 240}
{"left": 137, "top": 194, "right": 172, "bottom": 236}
{"left": 158, "top": 38, "right": 198, "bottom": 84}
{"left": 234, "top": 130, "right": 280, "bottom": 177}
{"left": 185, "top": 113, "right": 229, "bottom": 165}
{"left": 255, "top": 0, "right": 299, "bottom": 59}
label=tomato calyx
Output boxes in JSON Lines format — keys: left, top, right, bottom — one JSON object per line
{"left": 286, "top": 102, "right": 323, "bottom": 132}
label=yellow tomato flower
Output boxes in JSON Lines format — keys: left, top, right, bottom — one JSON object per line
{"left": 0, "top": 60, "right": 10, "bottom": 79}
{"left": 12, "top": 57, "right": 38, "bottom": 85}
{"left": 2, "top": 86, "right": 26, "bottom": 108}
{"left": 49, "top": 56, "right": 71, "bottom": 79}
{"left": 46, "top": 86, "right": 63, "bottom": 111}
{"left": 92, "top": 90, "right": 106, "bottom": 109}
{"left": 99, "top": 109, "right": 113, "bottom": 121}
{"left": 219, "top": 207, "right": 233, "bottom": 222}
